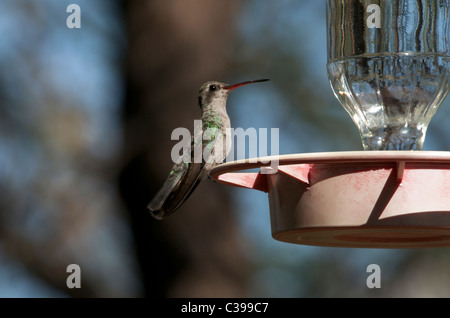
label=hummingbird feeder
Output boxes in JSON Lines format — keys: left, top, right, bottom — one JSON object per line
{"left": 210, "top": 0, "right": 450, "bottom": 248}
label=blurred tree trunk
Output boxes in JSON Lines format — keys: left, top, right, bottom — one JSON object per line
{"left": 119, "top": 0, "right": 248, "bottom": 297}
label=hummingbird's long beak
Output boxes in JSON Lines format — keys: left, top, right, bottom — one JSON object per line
{"left": 224, "top": 79, "right": 270, "bottom": 91}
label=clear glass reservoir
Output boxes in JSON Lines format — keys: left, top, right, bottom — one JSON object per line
{"left": 327, "top": 0, "right": 449, "bottom": 150}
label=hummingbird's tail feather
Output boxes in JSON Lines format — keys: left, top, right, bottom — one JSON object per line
{"left": 147, "top": 161, "right": 205, "bottom": 220}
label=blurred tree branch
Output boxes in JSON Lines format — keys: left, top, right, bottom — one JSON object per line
{"left": 119, "top": 0, "right": 249, "bottom": 297}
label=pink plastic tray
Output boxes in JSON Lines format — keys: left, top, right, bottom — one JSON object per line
{"left": 210, "top": 151, "right": 450, "bottom": 248}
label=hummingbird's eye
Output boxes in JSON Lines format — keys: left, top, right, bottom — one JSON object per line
{"left": 209, "top": 85, "right": 217, "bottom": 91}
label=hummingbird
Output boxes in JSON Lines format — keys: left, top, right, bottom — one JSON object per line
{"left": 148, "top": 79, "right": 270, "bottom": 220}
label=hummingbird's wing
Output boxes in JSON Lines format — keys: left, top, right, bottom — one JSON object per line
{"left": 163, "top": 162, "right": 205, "bottom": 213}
{"left": 147, "top": 162, "right": 188, "bottom": 212}
{"left": 147, "top": 133, "right": 206, "bottom": 220}
{"left": 147, "top": 121, "right": 229, "bottom": 219}
{"left": 147, "top": 160, "right": 205, "bottom": 220}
